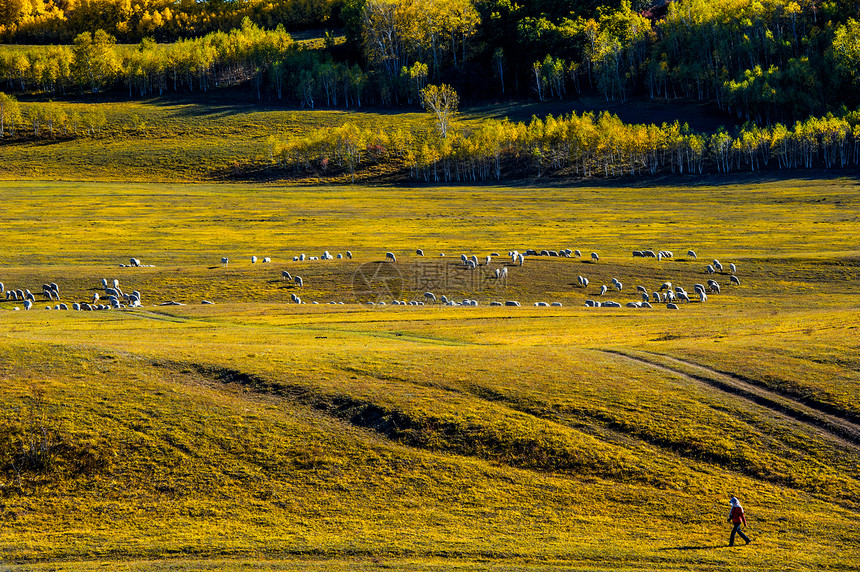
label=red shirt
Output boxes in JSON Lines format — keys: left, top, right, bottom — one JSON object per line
{"left": 729, "top": 506, "right": 747, "bottom": 525}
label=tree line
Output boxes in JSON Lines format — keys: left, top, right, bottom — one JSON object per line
{"left": 1, "top": 1, "right": 860, "bottom": 121}
{"left": 268, "top": 107, "right": 860, "bottom": 181}
{"left": 0, "top": 0, "right": 342, "bottom": 43}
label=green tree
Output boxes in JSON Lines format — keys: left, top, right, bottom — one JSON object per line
{"left": 72, "top": 30, "right": 120, "bottom": 93}
{"left": 0, "top": 91, "right": 21, "bottom": 136}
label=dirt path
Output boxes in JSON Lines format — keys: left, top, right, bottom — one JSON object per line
{"left": 602, "top": 349, "right": 860, "bottom": 452}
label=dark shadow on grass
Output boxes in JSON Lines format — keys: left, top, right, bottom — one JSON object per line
{"left": 659, "top": 544, "right": 727, "bottom": 551}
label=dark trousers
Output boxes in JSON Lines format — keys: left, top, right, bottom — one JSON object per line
{"left": 729, "top": 523, "right": 750, "bottom": 545}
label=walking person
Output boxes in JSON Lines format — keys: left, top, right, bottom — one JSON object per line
{"left": 727, "top": 496, "right": 751, "bottom": 546}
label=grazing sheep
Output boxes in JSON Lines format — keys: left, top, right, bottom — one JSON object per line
{"left": 705, "top": 264, "right": 715, "bottom": 274}
{"left": 657, "top": 252, "right": 663, "bottom": 261}
{"left": 708, "top": 280, "right": 721, "bottom": 294}
{"left": 505, "top": 300, "right": 521, "bottom": 306}
{"left": 535, "top": 302, "right": 549, "bottom": 307}
{"left": 466, "top": 260, "right": 477, "bottom": 270}
{"left": 102, "top": 278, "right": 108, "bottom": 287}
{"left": 730, "top": 275, "right": 740, "bottom": 285}
{"left": 386, "top": 252, "right": 397, "bottom": 263}
{"left": 440, "top": 295, "right": 449, "bottom": 304}
{"left": 602, "top": 301, "right": 622, "bottom": 308}
{"left": 687, "top": 250, "right": 697, "bottom": 259}
{"left": 113, "top": 279, "right": 119, "bottom": 289}
{"left": 500, "top": 267, "right": 508, "bottom": 279}
{"left": 698, "top": 291, "right": 708, "bottom": 302}
{"left": 632, "top": 251, "right": 643, "bottom": 257}
{"left": 58, "top": 303, "right": 68, "bottom": 310}
{"left": 23, "top": 300, "right": 32, "bottom": 310}
{"left": 337, "top": 253, "right": 343, "bottom": 259}
{"left": 643, "top": 250, "right": 656, "bottom": 258}
{"left": 299, "top": 253, "right": 306, "bottom": 261}
{"left": 636, "top": 285, "right": 648, "bottom": 295}
{"left": 666, "top": 303, "right": 679, "bottom": 310}
{"left": 263, "top": 257, "right": 272, "bottom": 263}
{"left": 641, "top": 292, "right": 650, "bottom": 302}
{"left": 677, "top": 291, "right": 690, "bottom": 303}
{"left": 626, "top": 302, "right": 641, "bottom": 308}
{"left": 652, "top": 292, "right": 661, "bottom": 302}
{"left": 578, "top": 275, "right": 589, "bottom": 288}
{"left": 130, "top": 258, "right": 141, "bottom": 267}
{"left": 591, "top": 252, "right": 599, "bottom": 262}
{"left": 490, "top": 301, "right": 503, "bottom": 306}
{"left": 641, "top": 301, "right": 653, "bottom": 308}
{"left": 659, "top": 282, "right": 672, "bottom": 292}
{"left": 295, "top": 276, "right": 304, "bottom": 287}
{"left": 730, "top": 263, "right": 737, "bottom": 274}
{"left": 713, "top": 259, "right": 723, "bottom": 272}
{"left": 551, "top": 302, "right": 563, "bottom": 307}
{"left": 424, "top": 292, "right": 436, "bottom": 303}
{"left": 416, "top": 249, "right": 424, "bottom": 256}
{"left": 484, "top": 255, "right": 491, "bottom": 266}
{"left": 517, "top": 253, "right": 524, "bottom": 266}
{"left": 614, "top": 281, "right": 623, "bottom": 291}
{"left": 0, "top": 282, "right": 3, "bottom": 294}
{"left": 346, "top": 251, "right": 353, "bottom": 259}
{"left": 282, "top": 270, "right": 292, "bottom": 281}
{"left": 221, "top": 257, "right": 229, "bottom": 266}
{"left": 251, "top": 256, "right": 258, "bottom": 263}
{"left": 494, "top": 268, "right": 500, "bottom": 279}
{"left": 599, "top": 285, "right": 608, "bottom": 296}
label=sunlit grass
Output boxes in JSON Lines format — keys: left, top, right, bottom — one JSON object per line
{"left": 0, "top": 179, "right": 858, "bottom": 570}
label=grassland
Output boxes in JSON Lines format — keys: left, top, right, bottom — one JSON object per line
{"left": 0, "top": 177, "right": 859, "bottom": 571}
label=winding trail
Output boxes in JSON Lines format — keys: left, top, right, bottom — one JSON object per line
{"left": 601, "top": 349, "right": 860, "bottom": 451}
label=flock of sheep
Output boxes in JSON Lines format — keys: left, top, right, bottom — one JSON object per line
{"left": 1, "top": 249, "right": 742, "bottom": 311}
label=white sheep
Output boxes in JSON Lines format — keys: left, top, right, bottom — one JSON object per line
{"left": 730, "top": 275, "right": 740, "bottom": 285}
{"left": 687, "top": 250, "right": 697, "bottom": 259}
{"left": 295, "top": 276, "right": 304, "bottom": 287}
{"left": 282, "top": 270, "right": 292, "bottom": 281}
{"left": 251, "top": 256, "right": 258, "bottom": 263}
{"left": 386, "top": 252, "right": 396, "bottom": 263}
{"left": 730, "top": 263, "right": 737, "bottom": 274}
{"left": 591, "top": 252, "right": 599, "bottom": 262}
{"left": 416, "top": 249, "right": 424, "bottom": 256}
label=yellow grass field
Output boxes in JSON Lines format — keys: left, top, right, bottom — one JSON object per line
{"left": 0, "top": 177, "right": 858, "bottom": 571}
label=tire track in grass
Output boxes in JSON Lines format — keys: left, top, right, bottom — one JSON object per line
{"left": 601, "top": 349, "right": 860, "bottom": 451}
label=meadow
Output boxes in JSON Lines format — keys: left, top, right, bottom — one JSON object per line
{"left": 0, "top": 177, "right": 858, "bottom": 571}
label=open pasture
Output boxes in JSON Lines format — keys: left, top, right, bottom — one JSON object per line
{"left": 1, "top": 177, "right": 859, "bottom": 571}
